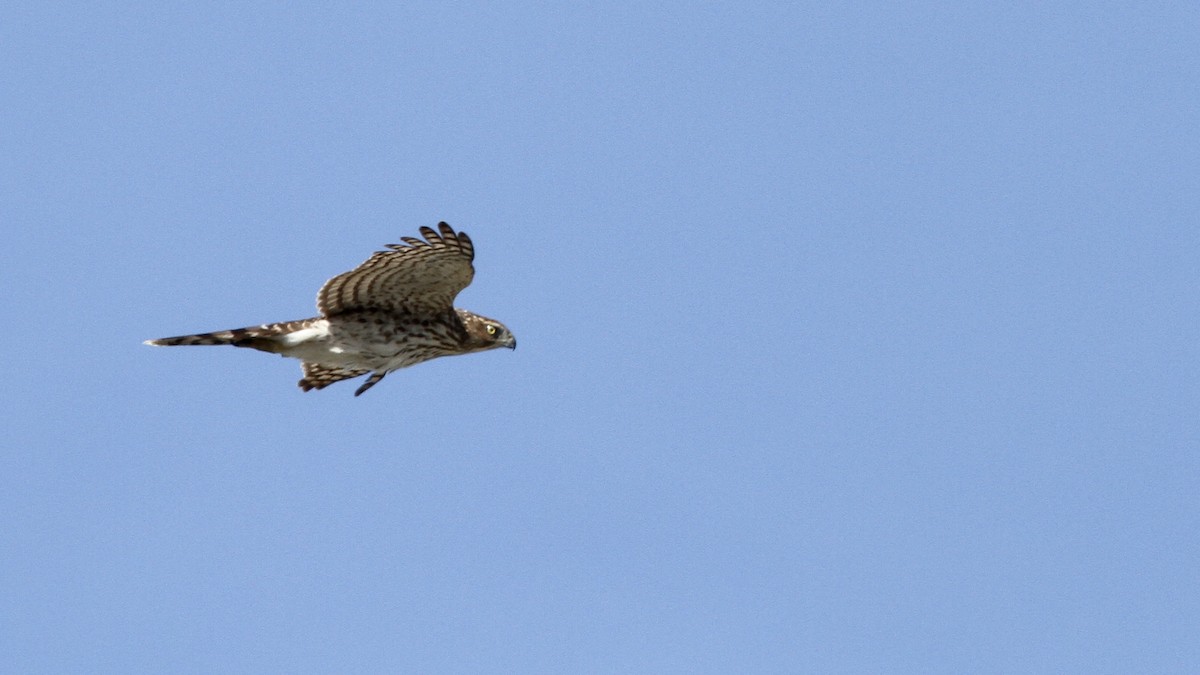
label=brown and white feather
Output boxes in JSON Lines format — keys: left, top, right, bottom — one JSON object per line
{"left": 316, "top": 222, "right": 474, "bottom": 317}
{"left": 299, "top": 363, "right": 370, "bottom": 391}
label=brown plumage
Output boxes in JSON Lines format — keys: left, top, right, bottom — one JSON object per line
{"left": 145, "top": 222, "right": 515, "bottom": 396}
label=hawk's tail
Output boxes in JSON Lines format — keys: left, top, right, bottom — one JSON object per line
{"left": 144, "top": 320, "right": 314, "bottom": 351}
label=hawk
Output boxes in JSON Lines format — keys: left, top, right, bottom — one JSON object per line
{"left": 145, "top": 222, "right": 515, "bottom": 396}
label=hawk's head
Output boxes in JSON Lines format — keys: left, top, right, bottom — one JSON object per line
{"left": 457, "top": 310, "right": 517, "bottom": 352}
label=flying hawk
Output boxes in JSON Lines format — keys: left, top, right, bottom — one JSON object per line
{"left": 145, "top": 222, "right": 515, "bottom": 396}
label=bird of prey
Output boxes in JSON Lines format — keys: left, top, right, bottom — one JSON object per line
{"left": 145, "top": 222, "right": 515, "bottom": 396}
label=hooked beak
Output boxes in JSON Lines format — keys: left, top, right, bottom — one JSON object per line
{"left": 506, "top": 335, "right": 517, "bottom": 350}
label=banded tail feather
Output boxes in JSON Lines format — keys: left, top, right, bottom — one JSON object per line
{"left": 143, "top": 320, "right": 315, "bottom": 352}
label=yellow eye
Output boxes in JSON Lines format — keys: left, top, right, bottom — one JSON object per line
{"left": 486, "top": 324, "right": 497, "bottom": 335}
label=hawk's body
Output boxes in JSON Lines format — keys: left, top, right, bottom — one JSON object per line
{"left": 146, "top": 223, "right": 515, "bottom": 396}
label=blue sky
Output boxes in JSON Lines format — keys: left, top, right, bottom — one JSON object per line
{"left": 3, "top": 2, "right": 1197, "bottom": 672}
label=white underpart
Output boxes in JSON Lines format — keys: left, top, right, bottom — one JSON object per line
{"left": 270, "top": 317, "right": 438, "bottom": 373}
{"left": 280, "top": 322, "right": 331, "bottom": 346}
{"left": 274, "top": 319, "right": 389, "bottom": 369}
{"left": 274, "top": 320, "right": 358, "bottom": 365}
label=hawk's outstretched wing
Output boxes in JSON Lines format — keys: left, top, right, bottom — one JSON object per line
{"left": 298, "top": 362, "right": 370, "bottom": 391}
{"left": 316, "top": 222, "right": 475, "bottom": 316}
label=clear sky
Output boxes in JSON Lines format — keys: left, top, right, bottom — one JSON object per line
{"left": 3, "top": 3, "right": 1197, "bottom": 672}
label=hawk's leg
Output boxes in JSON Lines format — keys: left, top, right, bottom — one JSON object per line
{"left": 354, "top": 372, "right": 387, "bottom": 397}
